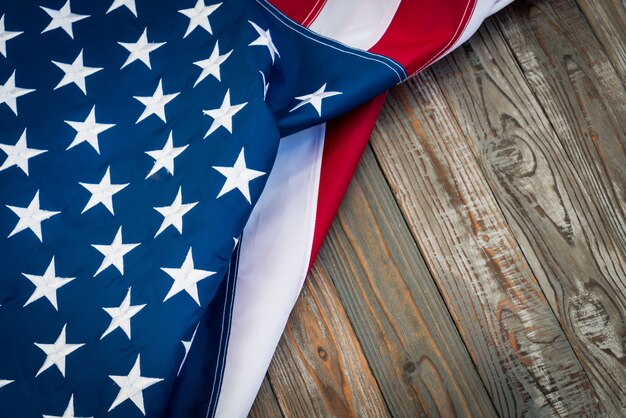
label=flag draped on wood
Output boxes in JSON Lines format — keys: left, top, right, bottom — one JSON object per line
{"left": 0, "top": 0, "right": 512, "bottom": 416}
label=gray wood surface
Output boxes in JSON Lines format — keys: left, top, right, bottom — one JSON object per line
{"left": 574, "top": 0, "right": 626, "bottom": 80}
{"left": 371, "top": 74, "right": 600, "bottom": 417}
{"left": 434, "top": 1, "right": 626, "bottom": 414}
{"left": 250, "top": 0, "right": 625, "bottom": 416}
{"left": 248, "top": 378, "right": 283, "bottom": 418}
{"left": 316, "top": 147, "right": 495, "bottom": 417}
{"left": 265, "top": 261, "right": 389, "bottom": 417}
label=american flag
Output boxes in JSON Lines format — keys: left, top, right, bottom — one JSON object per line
{"left": 0, "top": 0, "right": 404, "bottom": 416}
{"left": 0, "top": 0, "right": 510, "bottom": 416}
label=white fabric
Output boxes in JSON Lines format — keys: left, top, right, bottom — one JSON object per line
{"left": 213, "top": 2, "right": 403, "bottom": 417}
{"left": 214, "top": 1, "right": 508, "bottom": 417}
{"left": 214, "top": 125, "right": 325, "bottom": 418}
{"left": 309, "top": 0, "right": 401, "bottom": 50}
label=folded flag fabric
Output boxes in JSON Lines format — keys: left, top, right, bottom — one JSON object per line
{"left": 217, "top": 0, "right": 512, "bottom": 416}
{"left": 0, "top": 0, "right": 512, "bottom": 416}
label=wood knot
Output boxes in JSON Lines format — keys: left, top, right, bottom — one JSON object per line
{"left": 404, "top": 361, "right": 416, "bottom": 374}
{"left": 570, "top": 286, "right": 624, "bottom": 357}
{"left": 317, "top": 346, "right": 328, "bottom": 361}
{"left": 570, "top": 292, "right": 610, "bottom": 338}
{"left": 484, "top": 135, "right": 536, "bottom": 179}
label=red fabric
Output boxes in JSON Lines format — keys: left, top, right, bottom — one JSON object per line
{"left": 309, "top": 94, "right": 387, "bottom": 268}
{"left": 370, "top": 0, "right": 476, "bottom": 75}
{"left": 308, "top": 1, "right": 477, "bottom": 267}
{"left": 268, "top": 0, "right": 478, "bottom": 269}
{"left": 268, "top": 0, "right": 327, "bottom": 27}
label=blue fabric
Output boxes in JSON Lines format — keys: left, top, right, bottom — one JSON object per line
{"left": 0, "top": 0, "right": 403, "bottom": 416}
{"left": 164, "top": 242, "right": 240, "bottom": 418}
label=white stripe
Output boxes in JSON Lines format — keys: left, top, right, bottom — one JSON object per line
{"left": 256, "top": 0, "right": 406, "bottom": 81}
{"left": 214, "top": 1, "right": 510, "bottom": 417}
{"left": 213, "top": 2, "right": 402, "bottom": 416}
{"left": 214, "top": 125, "right": 325, "bottom": 418}
{"left": 308, "top": 0, "right": 401, "bottom": 50}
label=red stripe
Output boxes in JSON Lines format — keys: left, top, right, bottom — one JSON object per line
{"left": 308, "top": 94, "right": 387, "bottom": 268}
{"left": 308, "top": 0, "right": 477, "bottom": 268}
{"left": 301, "top": 0, "right": 328, "bottom": 28}
{"left": 269, "top": 0, "right": 479, "bottom": 269}
{"left": 269, "top": 0, "right": 477, "bottom": 76}
{"left": 370, "top": 0, "right": 476, "bottom": 75}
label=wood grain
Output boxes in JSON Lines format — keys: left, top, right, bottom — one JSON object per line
{"left": 369, "top": 74, "right": 602, "bottom": 416}
{"left": 248, "top": 377, "right": 283, "bottom": 418}
{"left": 496, "top": 0, "right": 626, "bottom": 251}
{"left": 250, "top": 2, "right": 625, "bottom": 415}
{"left": 266, "top": 261, "right": 390, "bottom": 418}
{"left": 574, "top": 0, "right": 626, "bottom": 80}
{"left": 433, "top": 23, "right": 626, "bottom": 415}
{"left": 319, "top": 147, "right": 497, "bottom": 417}
{"left": 469, "top": 2, "right": 626, "bottom": 414}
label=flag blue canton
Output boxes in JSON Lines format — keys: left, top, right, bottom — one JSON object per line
{"left": 0, "top": 0, "right": 403, "bottom": 416}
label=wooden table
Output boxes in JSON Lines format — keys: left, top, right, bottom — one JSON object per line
{"left": 250, "top": 0, "right": 626, "bottom": 416}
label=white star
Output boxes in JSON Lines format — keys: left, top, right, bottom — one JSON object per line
{"left": 108, "top": 355, "right": 163, "bottom": 415}
{"left": 290, "top": 83, "right": 342, "bottom": 117}
{"left": 145, "top": 132, "right": 187, "bottom": 178}
{"left": 213, "top": 148, "right": 265, "bottom": 203}
{"left": 134, "top": 79, "right": 179, "bottom": 124}
{"left": 107, "top": 0, "right": 137, "bottom": 17}
{"left": 92, "top": 227, "right": 139, "bottom": 276}
{"left": 23, "top": 257, "right": 75, "bottom": 310}
{"left": 43, "top": 394, "right": 92, "bottom": 418}
{"left": 161, "top": 248, "right": 214, "bottom": 305}
{"left": 249, "top": 21, "right": 279, "bottom": 64}
{"left": 0, "top": 71, "right": 35, "bottom": 116}
{"left": 193, "top": 40, "right": 232, "bottom": 86}
{"left": 34, "top": 324, "right": 84, "bottom": 377}
{"left": 79, "top": 167, "right": 128, "bottom": 215}
{"left": 0, "top": 380, "right": 13, "bottom": 389}
{"left": 179, "top": 0, "right": 221, "bottom": 38}
{"left": 202, "top": 89, "right": 247, "bottom": 138}
{"left": 6, "top": 191, "right": 59, "bottom": 241}
{"left": 118, "top": 28, "right": 165, "bottom": 70}
{"left": 154, "top": 186, "right": 197, "bottom": 237}
{"left": 52, "top": 50, "right": 102, "bottom": 94}
{"left": 0, "top": 129, "right": 46, "bottom": 176}
{"left": 177, "top": 322, "right": 199, "bottom": 376}
{"left": 65, "top": 106, "right": 115, "bottom": 154}
{"left": 40, "top": 0, "right": 89, "bottom": 39}
{"left": 101, "top": 288, "right": 145, "bottom": 340}
{"left": 0, "top": 14, "right": 22, "bottom": 58}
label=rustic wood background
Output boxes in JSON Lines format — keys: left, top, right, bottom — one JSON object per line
{"left": 250, "top": 0, "right": 626, "bottom": 416}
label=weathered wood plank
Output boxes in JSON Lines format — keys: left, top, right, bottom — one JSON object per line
{"left": 370, "top": 74, "right": 602, "bottom": 416}
{"left": 495, "top": 0, "right": 626, "bottom": 251}
{"left": 320, "top": 146, "right": 497, "bottom": 417}
{"left": 574, "top": 0, "right": 626, "bottom": 80}
{"left": 468, "top": 2, "right": 626, "bottom": 414}
{"left": 248, "top": 377, "right": 283, "bottom": 418}
{"left": 266, "top": 261, "right": 390, "bottom": 417}
{"left": 434, "top": 23, "right": 626, "bottom": 416}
